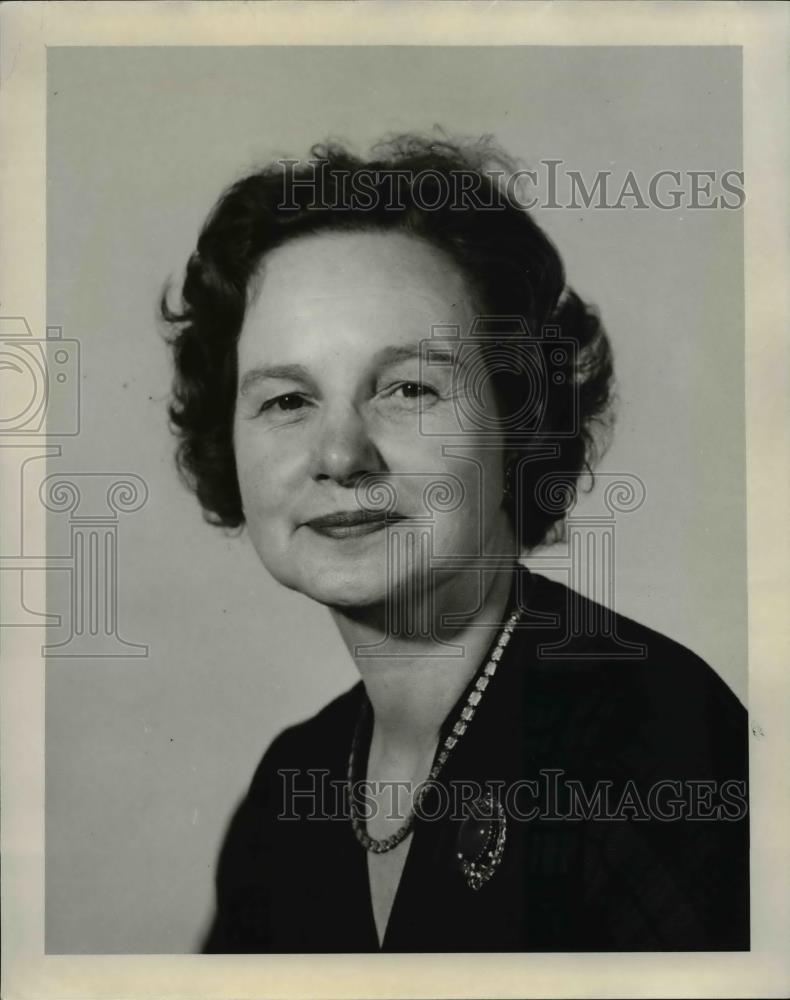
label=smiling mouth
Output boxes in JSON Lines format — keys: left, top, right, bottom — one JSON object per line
{"left": 304, "top": 510, "right": 408, "bottom": 539}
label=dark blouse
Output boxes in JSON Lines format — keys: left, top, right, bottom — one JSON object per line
{"left": 203, "top": 568, "right": 749, "bottom": 953}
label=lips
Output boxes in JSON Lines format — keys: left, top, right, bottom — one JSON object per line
{"left": 304, "top": 510, "right": 407, "bottom": 539}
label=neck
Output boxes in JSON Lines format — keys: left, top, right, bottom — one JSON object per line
{"left": 331, "top": 554, "right": 519, "bottom": 762}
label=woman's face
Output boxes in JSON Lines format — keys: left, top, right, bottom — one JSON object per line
{"left": 233, "top": 229, "right": 514, "bottom": 609}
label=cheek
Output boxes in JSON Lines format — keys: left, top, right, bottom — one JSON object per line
{"left": 445, "top": 447, "right": 504, "bottom": 507}
{"left": 234, "top": 437, "right": 289, "bottom": 525}
{"left": 428, "top": 449, "right": 502, "bottom": 546}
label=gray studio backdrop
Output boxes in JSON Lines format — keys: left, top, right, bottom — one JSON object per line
{"left": 44, "top": 45, "right": 745, "bottom": 953}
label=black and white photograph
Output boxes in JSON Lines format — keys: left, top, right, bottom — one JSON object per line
{"left": 1, "top": 3, "right": 788, "bottom": 999}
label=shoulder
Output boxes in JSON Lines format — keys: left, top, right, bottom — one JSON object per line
{"left": 246, "top": 680, "right": 364, "bottom": 797}
{"left": 524, "top": 570, "right": 744, "bottom": 707}
{"left": 521, "top": 572, "right": 748, "bottom": 780}
{"left": 210, "top": 681, "right": 363, "bottom": 884}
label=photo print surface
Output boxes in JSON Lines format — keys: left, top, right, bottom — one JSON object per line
{"left": 41, "top": 43, "right": 748, "bottom": 955}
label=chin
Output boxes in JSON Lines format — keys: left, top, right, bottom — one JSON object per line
{"left": 297, "top": 564, "right": 390, "bottom": 610}
{"left": 253, "top": 528, "right": 438, "bottom": 611}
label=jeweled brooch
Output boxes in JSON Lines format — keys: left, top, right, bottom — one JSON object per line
{"left": 456, "top": 791, "right": 507, "bottom": 891}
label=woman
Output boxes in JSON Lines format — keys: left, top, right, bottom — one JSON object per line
{"left": 162, "top": 135, "right": 748, "bottom": 952}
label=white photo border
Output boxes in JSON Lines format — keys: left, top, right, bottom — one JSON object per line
{"left": 1, "top": 2, "right": 788, "bottom": 998}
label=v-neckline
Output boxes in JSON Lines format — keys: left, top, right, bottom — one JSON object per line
{"left": 367, "top": 829, "right": 417, "bottom": 949}
{"left": 351, "top": 564, "right": 531, "bottom": 951}
{"left": 349, "top": 693, "right": 421, "bottom": 950}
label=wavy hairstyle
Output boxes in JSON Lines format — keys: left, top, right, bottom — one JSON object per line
{"left": 161, "top": 134, "right": 615, "bottom": 550}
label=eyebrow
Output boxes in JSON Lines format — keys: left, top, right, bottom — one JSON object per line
{"left": 237, "top": 344, "right": 458, "bottom": 397}
{"left": 371, "top": 344, "right": 455, "bottom": 368}
{"left": 238, "top": 363, "right": 311, "bottom": 397}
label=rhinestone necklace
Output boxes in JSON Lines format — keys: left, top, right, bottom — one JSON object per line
{"left": 347, "top": 608, "right": 522, "bottom": 854}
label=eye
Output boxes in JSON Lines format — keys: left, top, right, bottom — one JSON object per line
{"left": 389, "top": 381, "right": 439, "bottom": 403}
{"left": 378, "top": 380, "right": 441, "bottom": 413}
{"left": 258, "top": 393, "right": 307, "bottom": 415}
{"left": 398, "top": 382, "right": 431, "bottom": 399}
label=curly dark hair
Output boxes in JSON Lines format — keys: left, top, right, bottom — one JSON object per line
{"left": 161, "top": 133, "right": 615, "bottom": 550}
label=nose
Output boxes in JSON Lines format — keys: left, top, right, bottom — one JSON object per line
{"left": 312, "top": 403, "right": 383, "bottom": 487}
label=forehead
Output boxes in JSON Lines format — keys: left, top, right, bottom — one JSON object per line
{"left": 241, "top": 230, "right": 478, "bottom": 357}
